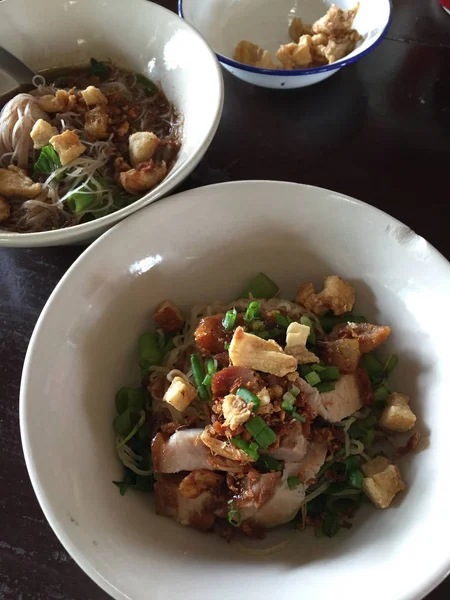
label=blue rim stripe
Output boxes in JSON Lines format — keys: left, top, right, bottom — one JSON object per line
{"left": 178, "top": 0, "right": 393, "bottom": 77}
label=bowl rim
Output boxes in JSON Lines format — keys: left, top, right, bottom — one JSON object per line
{"left": 178, "top": 0, "right": 393, "bottom": 77}
{"left": 0, "top": 0, "right": 224, "bottom": 245}
{"left": 20, "top": 180, "right": 450, "bottom": 600}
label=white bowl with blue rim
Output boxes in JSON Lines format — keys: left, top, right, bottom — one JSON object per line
{"left": 179, "top": 0, "right": 392, "bottom": 89}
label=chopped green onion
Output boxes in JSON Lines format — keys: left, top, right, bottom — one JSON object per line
{"left": 136, "top": 73, "right": 157, "bottom": 94}
{"left": 268, "top": 327, "right": 283, "bottom": 338}
{"left": 348, "top": 469, "right": 364, "bottom": 489}
{"left": 275, "top": 313, "right": 291, "bottom": 329}
{"left": 113, "top": 407, "right": 140, "bottom": 436}
{"left": 240, "top": 273, "right": 279, "bottom": 300}
{"left": 311, "top": 364, "right": 326, "bottom": 372}
{"left": 245, "top": 417, "right": 277, "bottom": 449}
{"left": 139, "top": 332, "right": 163, "bottom": 372}
{"left": 115, "top": 387, "right": 145, "bottom": 414}
{"left": 360, "top": 353, "right": 384, "bottom": 379}
{"left": 300, "top": 316, "right": 316, "bottom": 345}
{"left": 190, "top": 354, "right": 210, "bottom": 402}
{"left": 232, "top": 435, "right": 259, "bottom": 460}
{"left": 293, "top": 411, "right": 306, "bottom": 422}
{"left": 224, "top": 342, "right": 230, "bottom": 350}
{"left": 383, "top": 354, "right": 398, "bottom": 376}
{"left": 315, "top": 382, "right": 336, "bottom": 393}
{"left": 290, "top": 384, "right": 300, "bottom": 396}
{"left": 34, "top": 144, "right": 63, "bottom": 177}
{"left": 222, "top": 308, "right": 237, "bottom": 331}
{"left": 244, "top": 301, "right": 261, "bottom": 323}
{"left": 251, "top": 320, "right": 264, "bottom": 331}
{"left": 298, "top": 364, "right": 313, "bottom": 378}
{"left": 236, "top": 386, "right": 260, "bottom": 412}
{"left": 305, "top": 371, "right": 321, "bottom": 386}
{"left": 374, "top": 384, "right": 389, "bottom": 403}
{"left": 320, "top": 366, "right": 340, "bottom": 381}
{"left": 282, "top": 391, "right": 297, "bottom": 406}
{"left": 287, "top": 476, "right": 301, "bottom": 489}
{"left": 202, "top": 374, "right": 212, "bottom": 387}
{"left": 257, "top": 455, "right": 283, "bottom": 472}
{"left": 206, "top": 358, "right": 217, "bottom": 375}
{"left": 89, "top": 57, "right": 109, "bottom": 79}
{"left": 255, "top": 330, "right": 270, "bottom": 339}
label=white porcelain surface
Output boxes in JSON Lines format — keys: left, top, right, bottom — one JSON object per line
{"left": 0, "top": 0, "right": 223, "bottom": 247}
{"left": 180, "top": 0, "right": 392, "bottom": 88}
{"left": 21, "top": 180, "right": 450, "bottom": 600}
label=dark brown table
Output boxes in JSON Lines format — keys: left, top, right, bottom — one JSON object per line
{"left": 1, "top": 0, "right": 449, "bottom": 597}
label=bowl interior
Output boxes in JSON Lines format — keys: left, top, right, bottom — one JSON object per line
{"left": 182, "top": 0, "right": 391, "bottom": 70}
{"left": 0, "top": 0, "right": 223, "bottom": 245}
{"left": 21, "top": 181, "right": 450, "bottom": 600}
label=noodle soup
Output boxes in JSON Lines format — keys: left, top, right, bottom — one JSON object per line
{"left": 0, "top": 60, "right": 182, "bottom": 232}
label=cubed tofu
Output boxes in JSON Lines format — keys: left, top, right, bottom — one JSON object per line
{"left": 119, "top": 160, "right": 167, "bottom": 194}
{"left": 81, "top": 86, "right": 108, "bottom": 106}
{"left": 129, "top": 132, "right": 160, "bottom": 168}
{"left": 285, "top": 321, "right": 319, "bottom": 365}
{"left": 0, "top": 166, "right": 41, "bottom": 198}
{"left": 84, "top": 106, "right": 109, "bottom": 139}
{"left": 0, "top": 195, "right": 10, "bottom": 222}
{"left": 379, "top": 392, "right": 416, "bottom": 432}
{"left": 163, "top": 376, "right": 197, "bottom": 412}
{"left": 30, "top": 119, "right": 59, "bottom": 149}
{"left": 222, "top": 394, "right": 252, "bottom": 430}
{"left": 229, "top": 326, "right": 297, "bottom": 377}
{"left": 362, "top": 456, "right": 405, "bottom": 509}
{"left": 50, "top": 130, "right": 86, "bottom": 166}
{"left": 154, "top": 300, "right": 184, "bottom": 333}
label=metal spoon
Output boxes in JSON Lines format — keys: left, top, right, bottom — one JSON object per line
{"left": 0, "top": 45, "right": 37, "bottom": 84}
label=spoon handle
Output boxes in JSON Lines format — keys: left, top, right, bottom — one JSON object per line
{"left": 0, "top": 46, "right": 36, "bottom": 84}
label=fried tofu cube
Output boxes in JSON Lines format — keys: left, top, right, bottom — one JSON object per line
{"left": 0, "top": 166, "right": 41, "bottom": 198}
{"left": 0, "top": 195, "right": 10, "bottom": 222}
{"left": 163, "top": 376, "right": 197, "bottom": 412}
{"left": 84, "top": 106, "right": 109, "bottom": 139}
{"left": 50, "top": 130, "right": 86, "bottom": 166}
{"left": 229, "top": 326, "right": 297, "bottom": 377}
{"left": 379, "top": 393, "right": 417, "bottom": 432}
{"left": 30, "top": 119, "right": 59, "bottom": 149}
{"left": 129, "top": 132, "right": 160, "bottom": 167}
{"left": 119, "top": 160, "right": 167, "bottom": 195}
{"left": 362, "top": 456, "right": 405, "bottom": 509}
{"left": 81, "top": 86, "right": 108, "bottom": 106}
{"left": 154, "top": 300, "right": 185, "bottom": 333}
{"left": 285, "top": 321, "right": 319, "bottom": 364}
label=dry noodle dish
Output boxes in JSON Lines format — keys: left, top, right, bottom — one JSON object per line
{"left": 0, "top": 59, "right": 182, "bottom": 232}
{"left": 113, "top": 273, "right": 419, "bottom": 540}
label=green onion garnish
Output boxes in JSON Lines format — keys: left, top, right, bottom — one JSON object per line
{"left": 300, "top": 315, "right": 316, "bottom": 345}
{"left": 115, "top": 387, "right": 145, "bottom": 415}
{"left": 244, "top": 301, "right": 261, "bottom": 323}
{"left": 315, "top": 382, "right": 336, "bottom": 393}
{"left": 383, "top": 354, "right": 398, "bottom": 376}
{"left": 275, "top": 313, "right": 291, "bottom": 329}
{"left": 287, "top": 476, "right": 301, "bottom": 489}
{"left": 136, "top": 73, "right": 157, "bottom": 94}
{"left": 305, "top": 371, "right": 321, "bottom": 387}
{"left": 89, "top": 57, "right": 109, "bottom": 79}
{"left": 311, "top": 364, "right": 326, "bottom": 372}
{"left": 290, "top": 384, "right": 300, "bottom": 396}
{"left": 231, "top": 435, "right": 260, "bottom": 460}
{"left": 240, "top": 273, "right": 279, "bottom": 300}
{"left": 348, "top": 469, "right": 364, "bottom": 489}
{"left": 236, "top": 386, "right": 260, "bottom": 412}
{"left": 298, "top": 364, "right": 313, "bottom": 378}
{"left": 206, "top": 358, "right": 217, "bottom": 375}
{"left": 202, "top": 374, "right": 212, "bottom": 387}
{"left": 360, "top": 353, "right": 384, "bottom": 379}
{"left": 222, "top": 308, "right": 237, "bottom": 331}
{"left": 293, "top": 411, "right": 306, "bottom": 422}
{"left": 255, "top": 330, "right": 270, "bottom": 339}
{"left": 224, "top": 342, "right": 230, "bottom": 350}
{"left": 190, "top": 353, "right": 210, "bottom": 402}
{"left": 251, "top": 320, "right": 265, "bottom": 331}
{"left": 245, "top": 417, "right": 277, "bottom": 449}
{"left": 282, "top": 391, "right": 297, "bottom": 406}
{"left": 227, "top": 500, "right": 242, "bottom": 527}
{"left": 257, "top": 455, "right": 283, "bottom": 472}
{"left": 139, "top": 332, "right": 164, "bottom": 372}
{"left": 320, "top": 366, "right": 340, "bottom": 381}
{"left": 374, "top": 384, "right": 389, "bottom": 403}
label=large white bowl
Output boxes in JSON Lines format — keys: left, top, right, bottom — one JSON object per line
{"left": 21, "top": 181, "right": 450, "bottom": 600}
{"left": 0, "top": 0, "right": 223, "bottom": 247}
{"left": 180, "top": 0, "right": 392, "bottom": 89}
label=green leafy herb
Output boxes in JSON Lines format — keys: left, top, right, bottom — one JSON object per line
{"left": 347, "top": 469, "right": 364, "bottom": 489}
{"left": 287, "top": 476, "right": 301, "bottom": 489}
{"left": 300, "top": 315, "right": 316, "bottom": 345}
{"left": 136, "top": 73, "right": 157, "bottom": 94}
{"left": 275, "top": 313, "right": 291, "bottom": 329}
{"left": 139, "top": 332, "right": 163, "bottom": 373}
{"left": 115, "top": 387, "right": 145, "bottom": 415}
{"left": 240, "top": 272, "right": 279, "bottom": 300}
{"left": 89, "top": 58, "right": 109, "bottom": 80}
{"left": 34, "top": 144, "right": 63, "bottom": 178}
{"left": 383, "top": 354, "right": 398, "bottom": 376}
{"left": 257, "top": 455, "right": 283, "bottom": 472}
